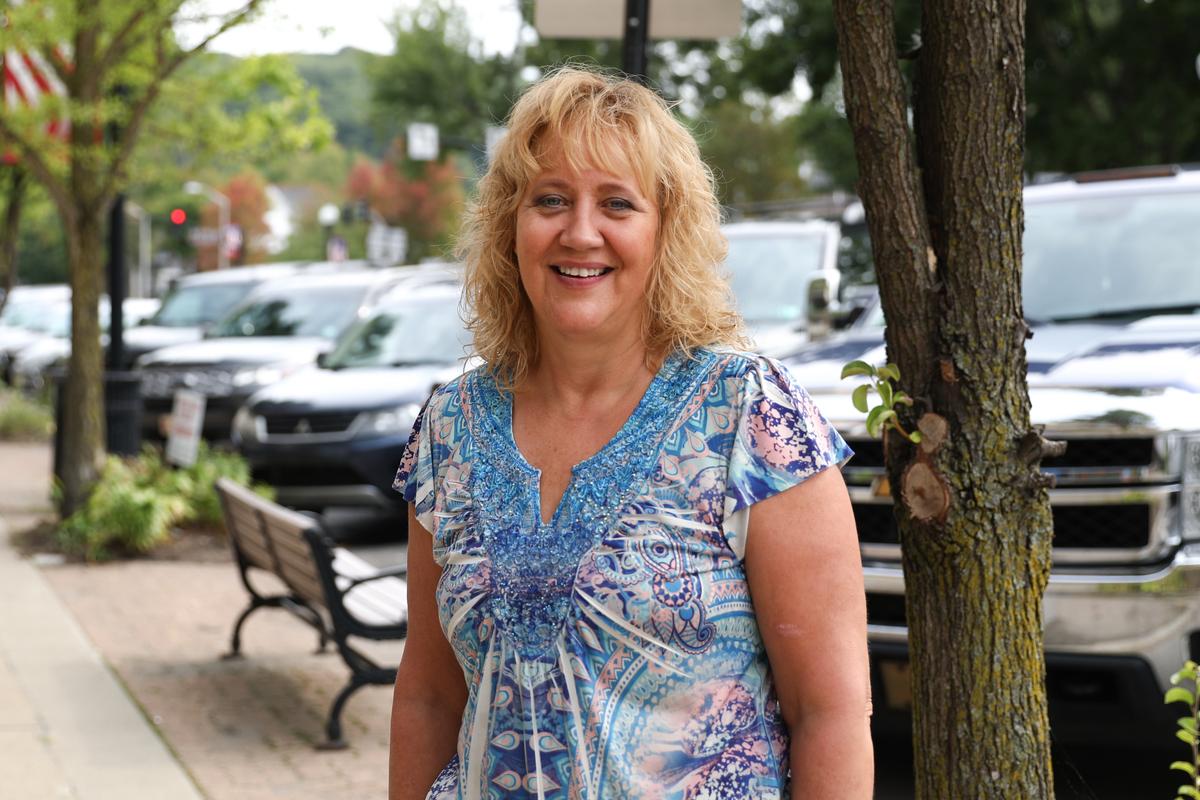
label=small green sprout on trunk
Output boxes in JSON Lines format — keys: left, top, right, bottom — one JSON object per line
{"left": 840, "top": 360, "right": 922, "bottom": 443}
{"left": 1167, "top": 660, "right": 1200, "bottom": 799}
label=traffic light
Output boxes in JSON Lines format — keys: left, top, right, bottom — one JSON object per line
{"left": 170, "top": 208, "right": 187, "bottom": 225}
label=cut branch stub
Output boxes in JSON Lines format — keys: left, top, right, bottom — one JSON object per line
{"left": 917, "top": 412, "right": 949, "bottom": 454}
{"left": 901, "top": 461, "right": 951, "bottom": 522}
{"left": 1018, "top": 430, "right": 1069, "bottom": 465}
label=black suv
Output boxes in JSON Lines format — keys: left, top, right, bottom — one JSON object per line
{"left": 233, "top": 282, "right": 470, "bottom": 516}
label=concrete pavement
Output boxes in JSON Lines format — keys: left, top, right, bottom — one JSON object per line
{"left": 0, "top": 442, "right": 401, "bottom": 800}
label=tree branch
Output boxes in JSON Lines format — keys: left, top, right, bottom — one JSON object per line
{"left": 0, "top": 117, "right": 74, "bottom": 225}
{"left": 95, "top": 0, "right": 182, "bottom": 77}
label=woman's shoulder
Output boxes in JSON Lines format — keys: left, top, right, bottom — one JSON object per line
{"left": 698, "top": 346, "right": 796, "bottom": 386}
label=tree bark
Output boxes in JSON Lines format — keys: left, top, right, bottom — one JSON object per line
{"left": 0, "top": 168, "right": 26, "bottom": 315}
{"left": 834, "top": 0, "right": 1055, "bottom": 797}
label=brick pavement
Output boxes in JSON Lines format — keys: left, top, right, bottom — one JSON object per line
{"left": 3, "top": 441, "right": 403, "bottom": 799}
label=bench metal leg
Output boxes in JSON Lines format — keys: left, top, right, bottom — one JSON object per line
{"left": 221, "top": 597, "right": 278, "bottom": 660}
{"left": 315, "top": 676, "right": 368, "bottom": 750}
{"left": 291, "top": 604, "right": 330, "bottom": 654}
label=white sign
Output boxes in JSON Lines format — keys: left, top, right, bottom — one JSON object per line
{"left": 165, "top": 389, "right": 206, "bottom": 467}
{"left": 534, "top": 0, "right": 741, "bottom": 40}
{"left": 366, "top": 223, "right": 408, "bottom": 266}
{"left": 485, "top": 125, "right": 507, "bottom": 163}
{"left": 407, "top": 122, "right": 439, "bottom": 161}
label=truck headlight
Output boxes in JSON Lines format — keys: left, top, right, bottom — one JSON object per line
{"left": 1184, "top": 435, "right": 1200, "bottom": 540}
{"left": 357, "top": 403, "right": 421, "bottom": 437}
{"left": 232, "top": 406, "right": 264, "bottom": 443}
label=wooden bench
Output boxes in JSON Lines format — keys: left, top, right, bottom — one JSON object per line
{"left": 214, "top": 478, "right": 409, "bottom": 749}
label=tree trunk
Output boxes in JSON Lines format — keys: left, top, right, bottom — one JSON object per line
{"left": 58, "top": 204, "right": 107, "bottom": 516}
{"left": 0, "top": 168, "right": 26, "bottom": 314}
{"left": 834, "top": 0, "right": 1056, "bottom": 797}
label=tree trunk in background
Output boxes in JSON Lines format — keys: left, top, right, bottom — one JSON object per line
{"left": 834, "top": 0, "right": 1056, "bottom": 797}
{"left": 58, "top": 203, "right": 107, "bottom": 516}
{"left": 0, "top": 169, "right": 26, "bottom": 314}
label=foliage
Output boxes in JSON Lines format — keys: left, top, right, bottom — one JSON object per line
{"left": 368, "top": 1, "right": 521, "bottom": 158}
{"left": 840, "top": 360, "right": 919, "bottom": 442}
{"left": 1168, "top": 661, "right": 1200, "bottom": 800}
{"left": 343, "top": 146, "right": 465, "bottom": 261}
{"left": 193, "top": 169, "right": 272, "bottom": 268}
{"left": 0, "top": 388, "right": 54, "bottom": 442}
{"left": 55, "top": 444, "right": 271, "bottom": 561}
{"left": 288, "top": 48, "right": 386, "bottom": 158}
{"left": 695, "top": 100, "right": 809, "bottom": 207}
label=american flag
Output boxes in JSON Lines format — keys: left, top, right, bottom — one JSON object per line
{"left": 2, "top": 0, "right": 70, "bottom": 164}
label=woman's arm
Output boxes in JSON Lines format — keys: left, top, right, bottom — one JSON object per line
{"left": 389, "top": 507, "right": 468, "bottom": 800}
{"left": 744, "top": 466, "right": 873, "bottom": 799}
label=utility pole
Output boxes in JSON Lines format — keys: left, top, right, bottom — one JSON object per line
{"left": 622, "top": 0, "right": 650, "bottom": 83}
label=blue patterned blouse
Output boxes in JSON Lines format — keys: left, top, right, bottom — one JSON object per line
{"left": 394, "top": 348, "right": 852, "bottom": 800}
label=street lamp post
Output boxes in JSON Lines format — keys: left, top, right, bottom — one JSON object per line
{"left": 184, "top": 180, "right": 230, "bottom": 270}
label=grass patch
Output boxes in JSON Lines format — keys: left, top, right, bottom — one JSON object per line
{"left": 0, "top": 388, "right": 54, "bottom": 442}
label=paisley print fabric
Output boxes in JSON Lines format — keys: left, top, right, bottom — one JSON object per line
{"left": 394, "top": 349, "right": 851, "bottom": 799}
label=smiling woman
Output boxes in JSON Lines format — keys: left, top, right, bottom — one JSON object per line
{"left": 388, "top": 67, "right": 872, "bottom": 800}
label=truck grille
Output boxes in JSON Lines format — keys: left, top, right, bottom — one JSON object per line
{"left": 854, "top": 502, "right": 1152, "bottom": 550}
{"left": 263, "top": 412, "right": 359, "bottom": 436}
{"left": 251, "top": 464, "right": 363, "bottom": 487}
{"left": 844, "top": 436, "right": 1156, "bottom": 471}
{"left": 140, "top": 366, "right": 236, "bottom": 398}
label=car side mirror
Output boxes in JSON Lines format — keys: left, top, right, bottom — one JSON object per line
{"left": 805, "top": 275, "right": 835, "bottom": 339}
{"left": 316, "top": 352, "right": 330, "bottom": 369}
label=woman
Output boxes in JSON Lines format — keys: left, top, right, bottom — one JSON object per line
{"left": 390, "top": 67, "right": 872, "bottom": 799}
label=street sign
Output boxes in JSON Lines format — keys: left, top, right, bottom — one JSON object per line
{"left": 366, "top": 222, "right": 408, "bottom": 266}
{"left": 165, "top": 389, "right": 206, "bottom": 467}
{"left": 535, "top": 0, "right": 740, "bottom": 40}
{"left": 407, "top": 122, "right": 439, "bottom": 161}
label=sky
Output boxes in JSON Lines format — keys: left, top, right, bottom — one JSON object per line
{"left": 180, "top": 0, "right": 525, "bottom": 57}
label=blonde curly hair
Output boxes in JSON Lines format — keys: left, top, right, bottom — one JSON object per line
{"left": 458, "top": 66, "right": 747, "bottom": 385}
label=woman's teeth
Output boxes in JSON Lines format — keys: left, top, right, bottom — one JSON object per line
{"left": 554, "top": 265, "right": 609, "bottom": 278}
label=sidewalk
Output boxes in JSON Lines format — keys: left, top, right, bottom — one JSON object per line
{"left": 0, "top": 442, "right": 398, "bottom": 800}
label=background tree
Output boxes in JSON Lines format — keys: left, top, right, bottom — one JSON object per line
{"left": 833, "top": 0, "right": 1056, "bottom": 797}
{"left": 0, "top": 0, "right": 273, "bottom": 514}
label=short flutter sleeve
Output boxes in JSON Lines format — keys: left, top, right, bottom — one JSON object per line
{"left": 393, "top": 399, "right": 437, "bottom": 532}
{"left": 722, "top": 356, "right": 853, "bottom": 557}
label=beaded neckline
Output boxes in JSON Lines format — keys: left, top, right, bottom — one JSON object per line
{"left": 461, "top": 348, "right": 719, "bottom": 661}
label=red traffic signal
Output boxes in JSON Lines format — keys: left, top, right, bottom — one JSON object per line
{"left": 170, "top": 208, "right": 187, "bottom": 225}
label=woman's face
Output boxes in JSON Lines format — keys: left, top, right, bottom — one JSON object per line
{"left": 514, "top": 144, "right": 659, "bottom": 350}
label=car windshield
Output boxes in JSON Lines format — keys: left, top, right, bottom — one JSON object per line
{"left": 1, "top": 297, "right": 59, "bottom": 329}
{"left": 325, "top": 296, "right": 469, "bottom": 369}
{"left": 152, "top": 282, "right": 253, "bottom": 328}
{"left": 1023, "top": 190, "right": 1200, "bottom": 323}
{"left": 210, "top": 285, "right": 369, "bottom": 339}
{"left": 725, "top": 233, "right": 828, "bottom": 325}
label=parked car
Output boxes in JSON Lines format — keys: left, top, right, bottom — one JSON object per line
{"left": 233, "top": 282, "right": 470, "bottom": 516}
{"left": 11, "top": 297, "right": 160, "bottom": 393}
{"left": 783, "top": 165, "right": 1200, "bottom": 745}
{"left": 722, "top": 219, "right": 842, "bottom": 355}
{"left": 137, "top": 266, "right": 456, "bottom": 442}
{"left": 119, "top": 261, "right": 358, "bottom": 369}
{"left": 0, "top": 284, "right": 71, "bottom": 383}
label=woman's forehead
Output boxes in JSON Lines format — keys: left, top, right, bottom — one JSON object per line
{"left": 528, "top": 133, "right": 653, "bottom": 195}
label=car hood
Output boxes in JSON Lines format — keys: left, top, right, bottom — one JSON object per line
{"left": 0, "top": 327, "right": 44, "bottom": 355}
{"left": 138, "top": 337, "right": 331, "bottom": 368}
{"left": 784, "top": 315, "right": 1200, "bottom": 433}
{"left": 123, "top": 325, "right": 203, "bottom": 353}
{"left": 248, "top": 363, "right": 463, "bottom": 414}
{"left": 747, "top": 321, "right": 809, "bottom": 359}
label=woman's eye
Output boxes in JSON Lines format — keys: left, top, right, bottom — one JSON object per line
{"left": 606, "top": 198, "right": 634, "bottom": 211}
{"left": 535, "top": 195, "right": 566, "bottom": 209}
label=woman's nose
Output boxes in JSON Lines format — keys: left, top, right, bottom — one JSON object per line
{"left": 559, "top": 206, "right": 604, "bottom": 250}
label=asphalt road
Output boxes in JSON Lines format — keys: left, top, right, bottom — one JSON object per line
{"left": 325, "top": 507, "right": 1186, "bottom": 800}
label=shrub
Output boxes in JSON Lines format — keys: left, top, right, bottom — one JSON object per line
{"left": 0, "top": 388, "right": 54, "bottom": 442}
{"left": 55, "top": 444, "right": 272, "bottom": 561}
{"left": 1166, "top": 660, "right": 1200, "bottom": 800}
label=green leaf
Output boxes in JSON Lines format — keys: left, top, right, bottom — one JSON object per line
{"left": 877, "top": 363, "right": 901, "bottom": 382}
{"left": 1167, "top": 688, "right": 1196, "bottom": 706}
{"left": 893, "top": 391, "right": 914, "bottom": 406}
{"left": 908, "top": 430, "right": 923, "bottom": 444}
{"left": 852, "top": 384, "right": 871, "bottom": 414}
{"left": 1181, "top": 717, "right": 1199, "bottom": 733}
{"left": 878, "top": 380, "right": 894, "bottom": 408}
{"left": 1177, "top": 786, "right": 1200, "bottom": 799}
{"left": 1177, "top": 729, "right": 1197, "bottom": 746}
{"left": 876, "top": 409, "right": 898, "bottom": 432}
{"left": 841, "top": 360, "right": 874, "bottom": 380}
{"left": 865, "top": 406, "right": 885, "bottom": 438}
{"left": 1170, "top": 761, "right": 1197, "bottom": 777}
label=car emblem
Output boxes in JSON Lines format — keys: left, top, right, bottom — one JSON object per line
{"left": 294, "top": 419, "right": 311, "bottom": 434}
